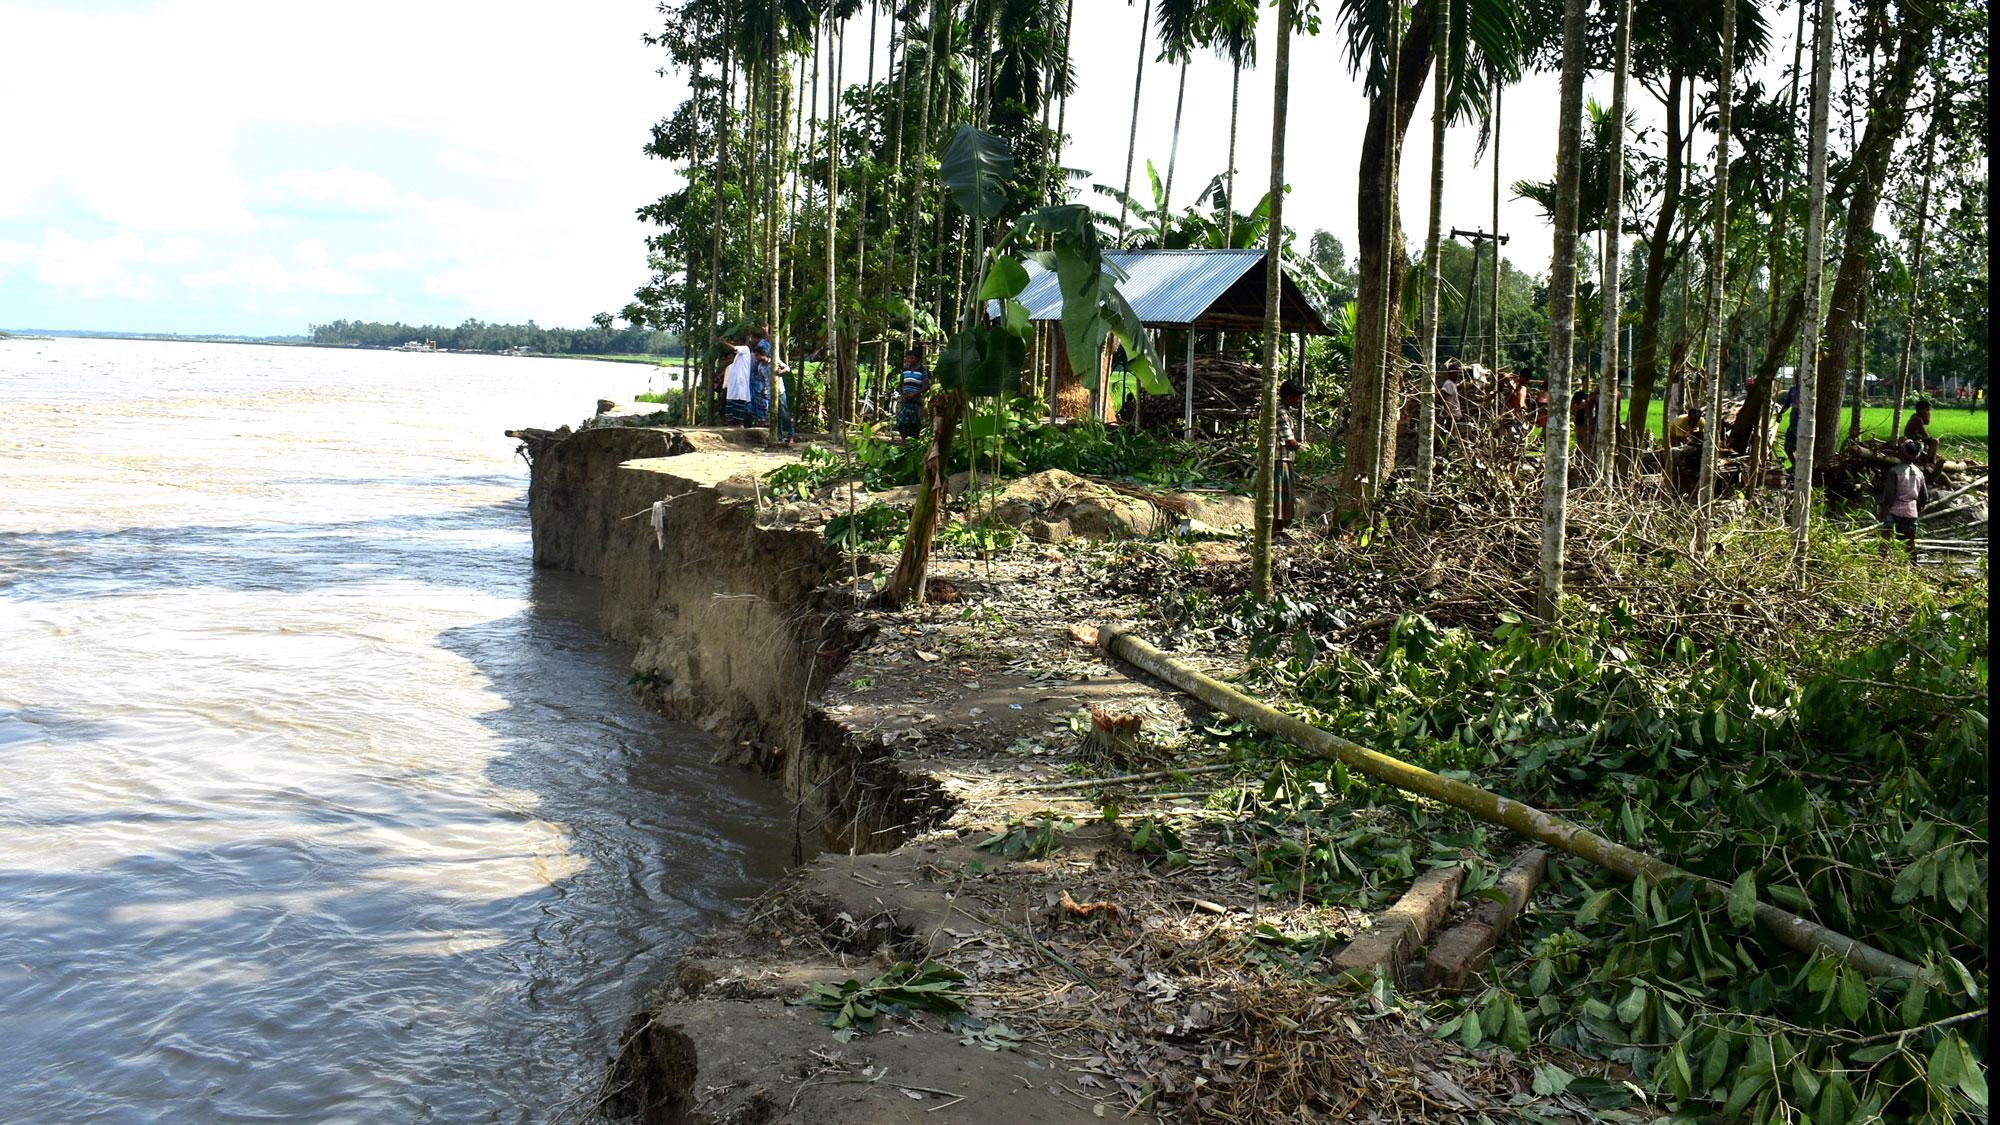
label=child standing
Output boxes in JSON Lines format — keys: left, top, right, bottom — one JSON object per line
{"left": 895, "top": 350, "right": 929, "bottom": 440}
{"left": 1876, "top": 439, "right": 1929, "bottom": 555}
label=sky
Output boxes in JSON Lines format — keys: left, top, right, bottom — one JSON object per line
{"left": 0, "top": 0, "right": 1799, "bottom": 338}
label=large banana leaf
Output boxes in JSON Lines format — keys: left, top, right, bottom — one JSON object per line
{"left": 977, "top": 256, "right": 1031, "bottom": 301}
{"left": 936, "top": 324, "right": 1024, "bottom": 398}
{"left": 940, "top": 125, "right": 1014, "bottom": 221}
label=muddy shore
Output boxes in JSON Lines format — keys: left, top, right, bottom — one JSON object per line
{"left": 520, "top": 418, "right": 1568, "bottom": 1124}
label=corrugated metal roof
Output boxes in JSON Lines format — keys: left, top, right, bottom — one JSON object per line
{"left": 1001, "top": 249, "right": 1266, "bottom": 327}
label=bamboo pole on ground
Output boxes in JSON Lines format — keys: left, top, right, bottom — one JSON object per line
{"left": 1095, "top": 622, "right": 1923, "bottom": 981}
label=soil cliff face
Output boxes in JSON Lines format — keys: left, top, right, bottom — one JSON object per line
{"left": 597, "top": 454, "right": 836, "bottom": 753}
{"left": 528, "top": 425, "right": 694, "bottom": 576}
{"left": 522, "top": 425, "right": 948, "bottom": 856}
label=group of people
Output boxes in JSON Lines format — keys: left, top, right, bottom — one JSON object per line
{"left": 713, "top": 325, "right": 794, "bottom": 443}
{"left": 1434, "top": 363, "right": 1565, "bottom": 452}
{"left": 710, "top": 332, "right": 936, "bottom": 448}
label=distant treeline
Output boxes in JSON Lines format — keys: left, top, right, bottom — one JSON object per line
{"left": 308, "top": 318, "right": 681, "bottom": 356}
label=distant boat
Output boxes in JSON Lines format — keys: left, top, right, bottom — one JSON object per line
{"left": 399, "top": 339, "right": 438, "bottom": 352}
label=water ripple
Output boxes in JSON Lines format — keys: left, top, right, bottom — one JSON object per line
{"left": 0, "top": 338, "right": 789, "bottom": 1120}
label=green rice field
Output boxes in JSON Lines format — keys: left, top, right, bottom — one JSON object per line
{"left": 1619, "top": 400, "right": 1989, "bottom": 459}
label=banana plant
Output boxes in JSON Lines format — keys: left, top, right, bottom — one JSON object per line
{"left": 883, "top": 124, "right": 1161, "bottom": 607}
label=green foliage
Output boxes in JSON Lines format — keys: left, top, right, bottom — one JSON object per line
{"left": 939, "top": 125, "right": 1015, "bottom": 221}
{"left": 769, "top": 403, "right": 1232, "bottom": 502}
{"left": 308, "top": 317, "right": 676, "bottom": 355}
{"left": 1239, "top": 601, "right": 1989, "bottom": 1122}
{"left": 1127, "top": 816, "right": 1189, "bottom": 869}
{"left": 800, "top": 960, "right": 968, "bottom": 1040}
{"left": 978, "top": 812, "right": 1075, "bottom": 859}
{"left": 824, "top": 503, "right": 907, "bottom": 551}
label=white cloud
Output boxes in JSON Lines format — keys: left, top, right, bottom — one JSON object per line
{"left": 263, "top": 169, "right": 403, "bottom": 215}
{"left": 183, "top": 254, "right": 362, "bottom": 296}
{"left": 24, "top": 230, "right": 157, "bottom": 299}
{"left": 346, "top": 250, "right": 424, "bottom": 272}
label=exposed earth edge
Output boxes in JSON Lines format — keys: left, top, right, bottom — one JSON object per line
{"left": 522, "top": 421, "right": 1567, "bottom": 1125}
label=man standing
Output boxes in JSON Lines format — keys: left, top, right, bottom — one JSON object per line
{"left": 1776, "top": 380, "right": 1801, "bottom": 468}
{"left": 749, "top": 326, "right": 795, "bottom": 443}
{"left": 749, "top": 327, "right": 773, "bottom": 424}
{"left": 1275, "top": 380, "right": 1305, "bottom": 540}
{"left": 1437, "top": 365, "right": 1464, "bottom": 452}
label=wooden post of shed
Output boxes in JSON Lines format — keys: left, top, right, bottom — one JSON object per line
{"left": 1047, "top": 324, "right": 1059, "bottom": 423}
{"left": 1184, "top": 328, "right": 1196, "bottom": 439}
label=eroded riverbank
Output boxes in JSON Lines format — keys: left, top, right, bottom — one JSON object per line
{"left": 529, "top": 418, "right": 1563, "bottom": 1124}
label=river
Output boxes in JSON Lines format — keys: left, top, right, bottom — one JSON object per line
{"left": 0, "top": 337, "right": 788, "bottom": 1121}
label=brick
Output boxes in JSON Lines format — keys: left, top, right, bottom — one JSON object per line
{"left": 1333, "top": 865, "right": 1465, "bottom": 978}
{"left": 1422, "top": 849, "right": 1548, "bottom": 992}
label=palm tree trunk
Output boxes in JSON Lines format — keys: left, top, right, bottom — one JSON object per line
{"left": 1415, "top": 0, "right": 1448, "bottom": 489}
{"left": 1489, "top": 81, "right": 1501, "bottom": 371}
{"left": 1809, "top": 10, "right": 1932, "bottom": 464}
{"left": 1250, "top": 0, "right": 1294, "bottom": 601}
{"left": 1693, "top": 0, "right": 1735, "bottom": 553}
{"left": 850, "top": 3, "right": 878, "bottom": 425}
{"left": 1747, "top": 0, "right": 1808, "bottom": 470}
{"left": 1595, "top": 0, "right": 1631, "bottom": 473}
{"left": 1117, "top": 0, "right": 1153, "bottom": 244}
{"left": 708, "top": 37, "right": 733, "bottom": 420}
{"left": 767, "top": 37, "right": 791, "bottom": 444}
{"left": 1163, "top": 58, "right": 1188, "bottom": 227}
{"left": 1889, "top": 114, "right": 1938, "bottom": 441}
{"left": 1792, "top": 0, "right": 1835, "bottom": 583}
{"left": 1624, "top": 69, "right": 1685, "bottom": 460}
{"left": 683, "top": 53, "right": 705, "bottom": 424}
{"left": 1367, "top": 0, "right": 1403, "bottom": 504}
{"left": 1848, "top": 276, "right": 1867, "bottom": 442}
{"left": 1224, "top": 63, "right": 1240, "bottom": 248}
{"left": 1845, "top": 44, "right": 1878, "bottom": 446}
{"left": 1219, "top": 58, "right": 1241, "bottom": 360}
{"left": 1339, "top": 0, "right": 1433, "bottom": 510}
{"left": 905, "top": 0, "right": 943, "bottom": 351}
{"left": 1536, "top": 0, "right": 1586, "bottom": 620}
{"left": 826, "top": 12, "right": 842, "bottom": 431}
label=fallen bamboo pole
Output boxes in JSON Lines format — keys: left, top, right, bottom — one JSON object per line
{"left": 1096, "top": 623, "right": 1924, "bottom": 980}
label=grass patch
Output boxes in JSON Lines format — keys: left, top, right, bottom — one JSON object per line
{"left": 1619, "top": 400, "right": 1989, "bottom": 458}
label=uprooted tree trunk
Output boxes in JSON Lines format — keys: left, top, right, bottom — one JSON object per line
{"left": 882, "top": 389, "right": 966, "bottom": 607}
{"left": 1097, "top": 623, "right": 1924, "bottom": 981}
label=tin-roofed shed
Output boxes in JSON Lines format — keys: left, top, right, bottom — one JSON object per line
{"left": 1004, "top": 248, "right": 1332, "bottom": 335}
{"left": 997, "top": 249, "right": 1334, "bottom": 432}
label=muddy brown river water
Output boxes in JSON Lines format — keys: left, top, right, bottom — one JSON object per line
{"left": 0, "top": 337, "right": 790, "bottom": 1121}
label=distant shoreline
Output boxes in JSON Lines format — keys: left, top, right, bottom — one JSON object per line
{"left": 2, "top": 331, "right": 683, "bottom": 363}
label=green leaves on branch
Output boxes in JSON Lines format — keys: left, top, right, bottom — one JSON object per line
{"left": 799, "top": 960, "right": 968, "bottom": 1040}
{"left": 932, "top": 130, "right": 1164, "bottom": 406}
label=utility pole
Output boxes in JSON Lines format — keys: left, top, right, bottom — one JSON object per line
{"left": 1450, "top": 227, "right": 1508, "bottom": 366}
